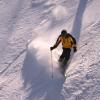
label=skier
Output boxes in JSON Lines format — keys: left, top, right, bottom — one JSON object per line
{"left": 50, "top": 29, "right": 77, "bottom": 65}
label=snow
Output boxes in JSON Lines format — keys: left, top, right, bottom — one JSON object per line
{"left": 0, "top": 0, "right": 100, "bottom": 100}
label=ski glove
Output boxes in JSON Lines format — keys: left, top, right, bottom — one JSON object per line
{"left": 50, "top": 47, "right": 55, "bottom": 51}
{"left": 73, "top": 47, "right": 77, "bottom": 52}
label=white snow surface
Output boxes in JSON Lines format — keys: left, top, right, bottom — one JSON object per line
{"left": 0, "top": 0, "right": 100, "bottom": 100}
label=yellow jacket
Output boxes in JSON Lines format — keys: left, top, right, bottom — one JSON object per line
{"left": 53, "top": 34, "right": 76, "bottom": 49}
{"left": 60, "top": 36, "right": 74, "bottom": 48}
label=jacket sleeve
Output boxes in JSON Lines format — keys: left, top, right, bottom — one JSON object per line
{"left": 68, "top": 34, "right": 77, "bottom": 52}
{"left": 68, "top": 34, "right": 77, "bottom": 46}
{"left": 53, "top": 35, "right": 61, "bottom": 48}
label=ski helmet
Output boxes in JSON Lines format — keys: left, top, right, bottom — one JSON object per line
{"left": 61, "top": 29, "right": 67, "bottom": 36}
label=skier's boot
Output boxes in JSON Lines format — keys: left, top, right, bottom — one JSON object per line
{"left": 58, "top": 58, "right": 63, "bottom": 62}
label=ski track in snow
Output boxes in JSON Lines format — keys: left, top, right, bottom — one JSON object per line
{"left": 0, "top": 0, "right": 100, "bottom": 100}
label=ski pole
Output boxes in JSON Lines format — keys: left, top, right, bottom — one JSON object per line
{"left": 78, "top": 43, "right": 87, "bottom": 50}
{"left": 50, "top": 51, "right": 53, "bottom": 79}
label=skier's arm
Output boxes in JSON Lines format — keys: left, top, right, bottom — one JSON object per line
{"left": 68, "top": 34, "right": 76, "bottom": 45}
{"left": 69, "top": 34, "right": 77, "bottom": 52}
{"left": 50, "top": 35, "right": 61, "bottom": 51}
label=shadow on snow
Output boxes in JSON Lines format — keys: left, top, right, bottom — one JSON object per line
{"left": 22, "top": 48, "right": 65, "bottom": 100}
{"left": 71, "top": 0, "right": 88, "bottom": 41}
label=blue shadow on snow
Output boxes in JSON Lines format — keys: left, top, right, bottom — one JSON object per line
{"left": 22, "top": 48, "right": 65, "bottom": 100}
{"left": 71, "top": 0, "right": 88, "bottom": 41}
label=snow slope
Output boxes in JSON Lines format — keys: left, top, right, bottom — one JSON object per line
{"left": 0, "top": 0, "right": 100, "bottom": 100}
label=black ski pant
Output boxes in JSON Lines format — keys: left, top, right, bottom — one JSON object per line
{"left": 59, "top": 48, "right": 71, "bottom": 63}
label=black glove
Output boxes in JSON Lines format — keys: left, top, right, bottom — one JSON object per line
{"left": 73, "top": 47, "right": 77, "bottom": 52}
{"left": 50, "top": 47, "right": 54, "bottom": 51}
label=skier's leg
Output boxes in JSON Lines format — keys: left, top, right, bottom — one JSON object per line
{"left": 59, "top": 48, "right": 71, "bottom": 75}
{"left": 59, "top": 48, "right": 68, "bottom": 75}
{"left": 59, "top": 48, "right": 65, "bottom": 62}
{"left": 64, "top": 48, "right": 71, "bottom": 65}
